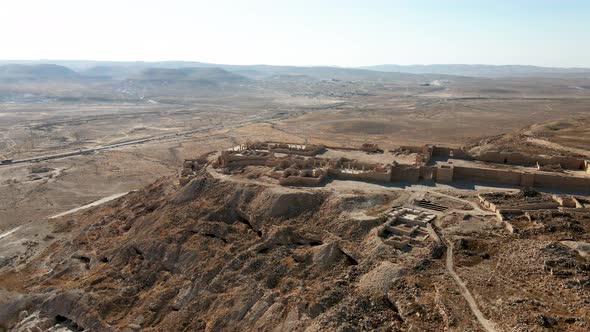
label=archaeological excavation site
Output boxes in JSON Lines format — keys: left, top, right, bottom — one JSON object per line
{"left": 2, "top": 11, "right": 590, "bottom": 327}
{"left": 3, "top": 127, "right": 590, "bottom": 331}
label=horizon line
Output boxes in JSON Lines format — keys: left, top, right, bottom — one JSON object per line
{"left": 0, "top": 59, "right": 589, "bottom": 70}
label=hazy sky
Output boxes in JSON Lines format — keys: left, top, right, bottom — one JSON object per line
{"left": 2, "top": 0, "right": 589, "bottom": 67}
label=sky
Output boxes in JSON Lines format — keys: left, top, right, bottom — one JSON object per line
{"left": 1, "top": 0, "right": 589, "bottom": 67}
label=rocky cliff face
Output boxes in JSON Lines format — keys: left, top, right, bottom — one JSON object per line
{"left": 1, "top": 174, "right": 450, "bottom": 331}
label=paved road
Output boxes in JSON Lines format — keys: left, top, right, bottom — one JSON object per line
{"left": 0, "top": 112, "right": 287, "bottom": 167}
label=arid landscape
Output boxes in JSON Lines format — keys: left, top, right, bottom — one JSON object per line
{"left": 0, "top": 61, "right": 589, "bottom": 331}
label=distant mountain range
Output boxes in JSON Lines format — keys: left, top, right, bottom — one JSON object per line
{"left": 358, "top": 64, "right": 590, "bottom": 77}
{"left": 0, "top": 61, "right": 431, "bottom": 82}
{"left": 0, "top": 60, "right": 588, "bottom": 81}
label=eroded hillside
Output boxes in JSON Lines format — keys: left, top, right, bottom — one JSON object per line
{"left": 0, "top": 173, "right": 450, "bottom": 331}
{"left": 1, "top": 170, "right": 589, "bottom": 331}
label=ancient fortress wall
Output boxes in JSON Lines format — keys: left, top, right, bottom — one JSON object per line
{"left": 475, "top": 152, "right": 585, "bottom": 170}
{"left": 547, "top": 156, "right": 585, "bottom": 170}
{"left": 452, "top": 165, "right": 590, "bottom": 193}
{"left": 328, "top": 168, "right": 392, "bottom": 182}
{"left": 476, "top": 152, "right": 537, "bottom": 166}
{"left": 269, "top": 143, "right": 324, "bottom": 156}
{"left": 534, "top": 173, "right": 590, "bottom": 191}
{"left": 242, "top": 141, "right": 326, "bottom": 156}
{"left": 214, "top": 142, "right": 590, "bottom": 192}
{"left": 218, "top": 151, "right": 272, "bottom": 167}
{"left": 391, "top": 166, "right": 420, "bottom": 182}
{"left": 453, "top": 166, "right": 522, "bottom": 185}
{"left": 270, "top": 148, "right": 318, "bottom": 156}
{"left": 338, "top": 160, "right": 383, "bottom": 171}
{"left": 404, "top": 144, "right": 585, "bottom": 171}
{"left": 520, "top": 172, "right": 535, "bottom": 187}
{"left": 391, "top": 145, "right": 589, "bottom": 192}
{"left": 265, "top": 156, "right": 340, "bottom": 170}
{"left": 225, "top": 159, "right": 268, "bottom": 167}
{"left": 435, "top": 165, "right": 454, "bottom": 183}
{"left": 419, "top": 166, "right": 436, "bottom": 180}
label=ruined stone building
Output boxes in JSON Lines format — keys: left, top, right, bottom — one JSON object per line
{"left": 180, "top": 141, "right": 590, "bottom": 194}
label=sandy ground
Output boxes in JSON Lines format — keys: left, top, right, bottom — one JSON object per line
{"left": 0, "top": 77, "right": 589, "bottom": 294}
{"left": 320, "top": 148, "right": 416, "bottom": 164}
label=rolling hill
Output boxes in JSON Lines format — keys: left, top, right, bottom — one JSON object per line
{"left": 0, "top": 64, "right": 79, "bottom": 80}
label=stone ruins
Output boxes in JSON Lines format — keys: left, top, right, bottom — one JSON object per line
{"left": 377, "top": 207, "right": 438, "bottom": 251}
{"left": 478, "top": 189, "right": 590, "bottom": 233}
{"left": 178, "top": 141, "right": 590, "bottom": 194}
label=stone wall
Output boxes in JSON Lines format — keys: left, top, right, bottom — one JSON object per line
{"left": 547, "top": 156, "right": 585, "bottom": 170}
{"left": 242, "top": 141, "right": 326, "bottom": 156}
{"left": 478, "top": 195, "right": 559, "bottom": 213}
{"left": 520, "top": 172, "right": 535, "bottom": 187}
{"left": 267, "top": 142, "right": 324, "bottom": 156}
{"left": 425, "top": 223, "right": 441, "bottom": 243}
{"left": 454, "top": 166, "right": 522, "bottom": 185}
{"left": 432, "top": 146, "right": 470, "bottom": 159}
{"left": 391, "top": 165, "right": 420, "bottom": 182}
{"left": 270, "top": 148, "right": 319, "bottom": 156}
{"left": 475, "top": 151, "right": 585, "bottom": 170}
{"left": 217, "top": 142, "right": 590, "bottom": 193}
{"left": 278, "top": 174, "right": 326, "bottom": 186}
{"left": 534, "top": 173, "right": 590, "bottom": 192}
{"left": 419, "top": 166, "right": 436, "bottom": 180}
{"left": 476, "top": 152, "right": 537, "bottom": 166}
{"left": 221, "top": 158, "right": 269, "bottom": 167}
{"left": 436, "top": 165, "right": 454, "bottom": 183}
{"left": 496, "top": 211, "right": 517, "bottom": 233}
{"left": 218, "top": 151, "right": 272, "bottom": 167}
{"left": 398, "top": 145, "right": 583, "bottom": 172}
{"left": 327, "top": 168, "right": 392, "bottom": 183}
{"left": 454, "top": 165, "right": 590, "bottom": 193}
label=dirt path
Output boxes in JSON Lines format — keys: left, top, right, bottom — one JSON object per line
{"left": 446, "top": 240, "right": 497, "bottom": 332}
{"left": 527, "top": 137, "right": 589, "bottom": 157}
{"left": 49, "top": 192, "right": 130, "bottom": 219}
{"left": 0, "top": 226, "right": 21, "bottom": 241}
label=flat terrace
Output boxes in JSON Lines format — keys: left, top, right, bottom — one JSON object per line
{"left": 321, "top": 148, "right": 415, "bottom": 165}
